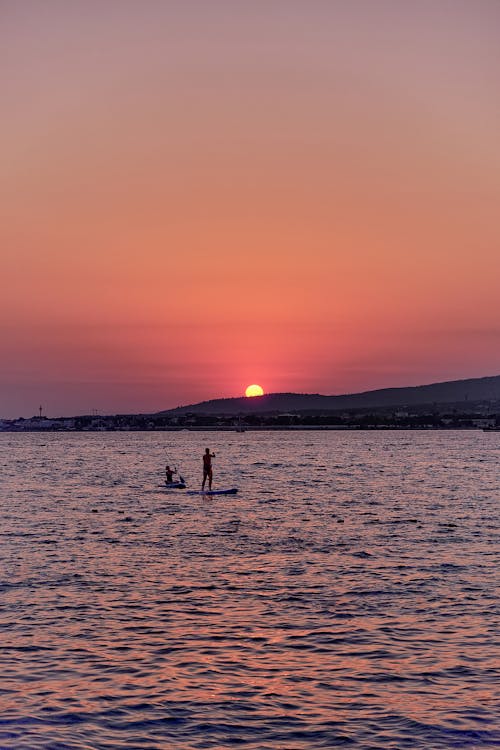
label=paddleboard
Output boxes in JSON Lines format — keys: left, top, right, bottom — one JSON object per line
{"left": 163, "top": 481, "right": 186, "bottom": 489}
{"left": 186, "top": 488, "right": 238, "bottom": 496}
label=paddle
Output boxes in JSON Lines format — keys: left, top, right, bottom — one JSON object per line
{"left": 165, "top": 450, "right": 186, "bottom": 486}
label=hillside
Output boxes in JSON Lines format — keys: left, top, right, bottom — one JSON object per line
{"left": 161, "top": 374, "right": 500, "bottom": 416}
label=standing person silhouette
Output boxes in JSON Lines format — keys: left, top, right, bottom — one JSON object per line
{"left": 202, "top": 448, "right": 215, "bottom": 491}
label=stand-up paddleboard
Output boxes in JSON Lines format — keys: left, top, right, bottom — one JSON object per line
{"left": 187, "top": 488, "right": 238, "bottom": 496}
{"left": 163, "top": 481, "right": 186, "bottom": 489}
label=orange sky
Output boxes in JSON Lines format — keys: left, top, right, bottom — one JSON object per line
{"left": 1, "top": 2, "right": 499, "bottom": 417}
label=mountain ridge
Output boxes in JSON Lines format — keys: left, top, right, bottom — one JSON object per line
{"left": 160, "top": 374, "right": 500, "bottom": 415}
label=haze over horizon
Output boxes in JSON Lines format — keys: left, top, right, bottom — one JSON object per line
{"left": 2, "top": 2, "right": 500, "bottom": 419}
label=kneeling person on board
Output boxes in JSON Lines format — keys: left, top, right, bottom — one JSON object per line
{"left": 202, "top": 448, "right": 215, "bottom": 491}
{"left": 165, "top": 465, "right": 177, "bottom": 483}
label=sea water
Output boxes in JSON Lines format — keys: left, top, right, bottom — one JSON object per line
{"left": 0, "top": 430, "right": 498, "bottom": 749}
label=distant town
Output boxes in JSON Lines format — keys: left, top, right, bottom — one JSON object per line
{"left": 1, "top": 401, "right": 499, "bottom": 432}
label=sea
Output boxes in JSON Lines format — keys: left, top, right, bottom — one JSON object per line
{"left": 0, "top": 430, "right": 498, "bottom": 750}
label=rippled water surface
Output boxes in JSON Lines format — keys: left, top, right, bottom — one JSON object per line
{"left": 1, "top": 431, "right": 499, "bottom": 749}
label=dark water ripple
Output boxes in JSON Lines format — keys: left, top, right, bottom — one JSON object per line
{"left": 0, "top": 431, "right": 499, "bottom": 749}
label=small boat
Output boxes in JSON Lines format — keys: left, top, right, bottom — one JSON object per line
{"left": 163, "top": 481, "right": 186, "bottom": 489}
{"left": 234, "top": 416, "right": 246, "bottom": 432}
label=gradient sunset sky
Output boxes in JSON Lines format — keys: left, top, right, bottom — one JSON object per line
{"left": 2, "top": 1, "right": 499, "bottom": 418}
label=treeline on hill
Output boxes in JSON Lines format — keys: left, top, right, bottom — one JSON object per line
{"left": 3, "top": 401, "right": 498, "bottom": 431}
{"left": 68, "top": 407, "right": 497, "bottom": 430}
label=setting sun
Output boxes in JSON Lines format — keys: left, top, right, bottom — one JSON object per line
{"left": 245, "top": 384, "right": 264, "bottom": 397}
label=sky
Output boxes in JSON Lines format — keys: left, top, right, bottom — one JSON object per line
{"left": 1, "top": 1, "right": 500, "bottom": 418}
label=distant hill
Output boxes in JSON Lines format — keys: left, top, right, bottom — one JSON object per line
{"left": 161, "top": 374, "right": 500, "bottom": 416}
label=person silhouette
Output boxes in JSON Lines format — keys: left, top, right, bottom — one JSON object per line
{"left": 202, "top": 448, "right": 215, "bottom": 491}
{"left": 165, "top": 465, "right": 177, "bottom": 483}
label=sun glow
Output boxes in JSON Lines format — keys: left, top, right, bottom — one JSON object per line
{"left": 245, "top": 384, "right": 264, "bottom": 397}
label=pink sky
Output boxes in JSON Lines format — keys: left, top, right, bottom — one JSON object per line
{"left": 1, "top": 1, "right": 499, "bottom": 417}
